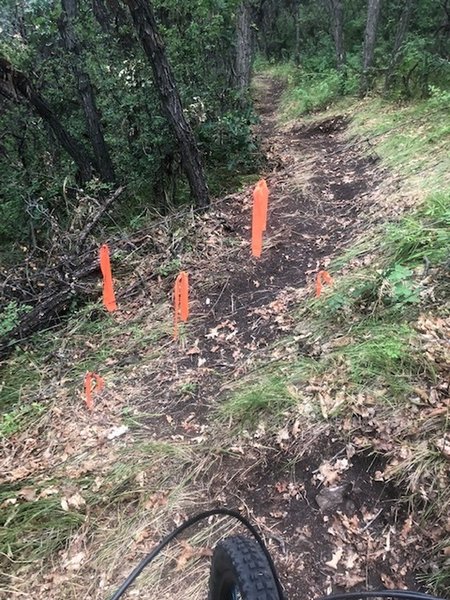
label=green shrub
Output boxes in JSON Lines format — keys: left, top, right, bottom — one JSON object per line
{"left": 0, "top": 302, "right": 32, "bottom": 337}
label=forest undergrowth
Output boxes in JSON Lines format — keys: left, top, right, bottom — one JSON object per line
{"left": 1, "top": 71, "right": 449, "bottom": 600}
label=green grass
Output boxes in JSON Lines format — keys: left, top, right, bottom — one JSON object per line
{"left": 178, "top": 381, "right": 198, "bottom": 396}
{"left": 349, "top": 99, "right": 450, "bottom": 190}
{"left": 337, "top": 321, "right": 430, "bottom": 395}
{"left": 0, "top": 401, "right": 46, "bottom": 438}
{"left": 0, "top": 351, "right": 45, "bottom": 413}
{"left": 0, "top": 494, "right": 85, "bottom": 563}
{"left": 222, "top": 358, "right": 322, "bottom": 426}
{"left": 0, "top": 301, "right": 169, "bottom": 421}
{"left": 384, "top": 191, "right": 450, "bottom": 265}
{"left": 254, "top": 58, "right": 359, "bottom": 118}
{"left": 221, "top": 372, "right": 292, "bottom": 425}
{"left": 424, "top": 554, "right": 450, "bottom": 593}
{"left": 0, "top": 438, "right": 195, "bottom": 571}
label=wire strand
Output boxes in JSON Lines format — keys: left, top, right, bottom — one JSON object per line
{"left": 108, "top": 508, "right": 285, "bottom": 600}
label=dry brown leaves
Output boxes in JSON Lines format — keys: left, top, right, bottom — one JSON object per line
{"left": 416, "top": 313, "right": 450, "bottom": 382}
{"left": 175, "top": 541, "right": 213, "bottom": 572}
{"left": 325, "top": 510, "right": 425, "bottom": 589}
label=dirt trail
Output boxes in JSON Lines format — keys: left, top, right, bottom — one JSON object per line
{"left": 191, "top": 78, "right": 382, "bottom": 371}
{"left": 127, "top": 77, "right": 424, "bottom": 598}
{"left": 142, "top": 77, "right": 383, "bottom": 420}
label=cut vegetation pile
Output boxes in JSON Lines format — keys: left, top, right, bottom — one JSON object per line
{"left": 1, "top": 72, "right": 449, "bottom": 600}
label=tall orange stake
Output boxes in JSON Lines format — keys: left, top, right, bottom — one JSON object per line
{"left": 84, "top": 371, "right": 105, "bottom": 411}
{"left": 174, "top": 271, "right": 189, "bottom": 339}
{"left": 99, "top": 244, "right": 117, "bottom": 312}
{"left": 257, "top": 179, "right": 269, "bottom": 232}
{"left": 251, "top": 179, "right": 269, "bottom": 258}
{"left": 315, "top": 270, "right": 333, "bottom": 298}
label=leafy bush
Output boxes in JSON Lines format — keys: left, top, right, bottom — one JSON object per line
{"left": 274, "top": 61, "right": 360, "bottom": 117}
{"left": 287, "top": 70, "right": 342, "bottom": 113}
{"left": 394, "top": 36, "right": 450, "bottom": 98}
{"left": 198, "top": 107, "right": 259, "bottom": 172}
{"left": 0, "top": 302, "right": 32, "bottom": 337}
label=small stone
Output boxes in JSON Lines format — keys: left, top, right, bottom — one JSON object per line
{"left": 315, "top": 483, "right": 352, "bottom": 511}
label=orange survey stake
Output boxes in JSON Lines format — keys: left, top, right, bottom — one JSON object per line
{"left": 251, "top": 179, "right": 269, "bottom": 258}
{"left": 99, "top": 244, "right": 117, "bottom": 312}
{"left": 84, "top": 371, "right": 105, "bottom": 411}
{"left": 174, "top": 271, "right": 189, "bottom": 338}
{"left": 315, "top": 270, "right": 333, "bottom": 298}
{"left": 256, "top": 179, "right": 269, "bottom": 232}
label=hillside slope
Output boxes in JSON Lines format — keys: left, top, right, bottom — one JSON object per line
{"left": 1, "top": 74, "right": 449, "bottom": 600}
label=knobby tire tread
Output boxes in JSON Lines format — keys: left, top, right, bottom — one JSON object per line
{"left": 208, "top": 535, "right": 280, "bottom": 600}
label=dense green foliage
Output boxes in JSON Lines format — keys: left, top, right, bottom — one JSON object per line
{"left": 0, "top": 0, "right": 257, "bottom": 245}
{"left": 258, "top": 0, "right": 450, "bottom": 112}
{"left": 0, "top": 0, "right": 449, "bottom": 249}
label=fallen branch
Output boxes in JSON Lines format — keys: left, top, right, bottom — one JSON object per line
{"left": 0, "top": 187, "right": 125, "bottom": 360}
{"left": 78, "top": 186, "right": 125, "bottom": 247}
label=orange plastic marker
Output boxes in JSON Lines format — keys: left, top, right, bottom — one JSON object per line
{"left": 315, "top": 270, "right": 333, "bottom": 298}
{"left": 84, "top": 371, "right": 105, "bottom": 411}
{"left": 251, "top": 220, "right": 263, "bottom": 258}
{"left": 251, "top": 179, "right": 269, "bottom": 258}
{"left": 256, "top": 179, "right": 269, "bottom": 232}
{"left": 174, "top": 271, "right": 189, "bottom": 338}
{"left": 99, "top": 244, "right": 117, "bottom": 312}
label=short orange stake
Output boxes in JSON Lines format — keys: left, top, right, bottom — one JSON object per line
{"left": 174, "top": 271, "right": 189, "bottom": 339}
{"left": 99, "top": 244, "right": 117, "bottom": 312}
{"left": 251, "top": 179, "right": 269, "bottom": 258}
{"left": 315, "top": 270, "right": 333, "bottom": 298}
{"left": 84, "top": 372, "right": 105, "bottom": 411}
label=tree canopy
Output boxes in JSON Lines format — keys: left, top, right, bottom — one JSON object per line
{"left": 0, "top": 0, "right": 449, "bottom": 247}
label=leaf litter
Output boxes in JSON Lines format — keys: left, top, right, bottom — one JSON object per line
{"left": 1, "top": 76, "right": 449, "bottom": 600}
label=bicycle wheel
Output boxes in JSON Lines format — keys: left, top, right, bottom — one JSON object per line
{"left": 208, "top": 535, "right": 281, "bottom": 600}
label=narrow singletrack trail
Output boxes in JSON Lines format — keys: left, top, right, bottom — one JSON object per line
{"left": 114, "top": 76, "right": 424, "bottom": 599}
{"left": 130, "top": 75, "right": 384, "bottom": 425}
{"left": 0, "top": 78, "right": 440, "bottom": 600}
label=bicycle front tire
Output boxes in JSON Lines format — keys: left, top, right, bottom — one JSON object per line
{"left": 208, "top": 535, "right": 281, "bottom": 600}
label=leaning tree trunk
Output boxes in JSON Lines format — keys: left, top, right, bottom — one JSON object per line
{"left": 59, "top": 0, "right": 115, "bottom": 182}
{"left": 0, "top": 56, "right": 94, "bottom": 183}
{"left": 234, "top": 1, "right": 253, "bottom": 93}
{"left": 121, "top": 0, "right": 209, "bottom": 209}
{"left": 293, "top": 0, "right": 301, "bottom": 65}
{"left": 361, "top": 0, "right": 383, "bottom": 93}
{"left": 328, "top": 0, "right": 346, "bottom": 69}
{"left": 384, "top": 0, "right": 415, "bottom": 91}
{"left": 92, "top": 0, "right": 111, "bottom": 32}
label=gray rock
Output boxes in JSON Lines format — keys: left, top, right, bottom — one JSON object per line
{"left": 315, "top": 483, "right": 352, "bottom": 511}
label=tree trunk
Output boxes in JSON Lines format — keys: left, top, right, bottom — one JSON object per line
{"left": 234, "top": 1, "right": 253, "bottom": 93}
{"left": 92, "top": 0, "right": 111, "bottom": 32}
{"left": 384, "top": 0, "right": 415, "bottom": 91}
{"left": 59, "top": 0, "right": 115, "bottom": 182}
{"left": 361, "top": 0, "right": 383, "bottom": 93}
{"left": 294, "top": 0, "right": 301, "bottom": 65}
{"left": 0, "top": 56, "right": 94, "bottom": 183}
{"left": 121, "top": 0, "right": 209, "bottom": 209}
{"left": 328, "top": 0, "right": 346, "bottom": 69}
